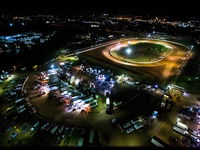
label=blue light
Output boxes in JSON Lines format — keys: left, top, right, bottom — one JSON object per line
{"left": 152, "top": 111, "right": 158, "bottom": 119}
{"left": 155, "top": 84, "right": 158, "bottom": 88}
{"left": 50, "top": 64, "right": 54, "bottom": 69}
{"left": 9, "top": 23, "right": 13, "bottom": 27}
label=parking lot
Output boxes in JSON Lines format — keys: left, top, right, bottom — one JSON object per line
{"left": 1, "top": 49, "right": 198, "bottom": 147}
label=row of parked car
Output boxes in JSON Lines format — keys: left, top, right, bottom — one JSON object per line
{"left": 119, "top": 116, "right": 149, "bottom": 134}
{"left": 3, "top": 77, "right": 33, "bottom": 115}
{"left": 29, "top": 119, "right": 91, "bottom": 146}
{"left": 173, "top": 105, "right": 200, "bottom": 148}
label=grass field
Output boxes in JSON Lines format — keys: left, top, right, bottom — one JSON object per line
{"left": 57, "top": 55, "right": 79, "bottom": 62}
{"left": 176, "top": 76, "right": 200, "bottom": 92}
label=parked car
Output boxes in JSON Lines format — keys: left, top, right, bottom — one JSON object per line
{"left": 41, "top": 122, "right": 49, "bottom": 130}
{"left": 123, "top": 122, "right": 131, "bottom": 129}
{"left": 134, "top": 121, "right": 144, "bottom": 130}
{"left": 126, "top": 126, "right": 135, "bottom": 134}
{"left": 51, "top": 126, "right": 58, "bottom": 134}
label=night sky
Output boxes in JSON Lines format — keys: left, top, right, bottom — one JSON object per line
{"left": 0, "top": 0, "right": 199, "bottom": 17}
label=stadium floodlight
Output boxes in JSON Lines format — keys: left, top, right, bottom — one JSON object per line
{"left": 125, "top": 48, "right": 132, "bottom": 55}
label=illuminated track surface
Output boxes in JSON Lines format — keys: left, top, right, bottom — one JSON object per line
{"left": 80, "top": 38, "right": 192, "bottom": 82}
{"left": 102, "top": 39, "right": 189, "bottom": 67}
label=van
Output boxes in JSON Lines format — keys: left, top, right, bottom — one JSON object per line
{"left": 77, "top": 138, "right": 84, "bottom": 147}
{"left": 173, "top": 125, "right": 189, "bottom": 135}
{"left": 151, "top": 136, "right": 169, "bottom": 147}
{"left": 176, "top": 122, "right": 188, "bottom": 130}
{"left": 89, "top": 129, "right": 94, "bottom": 144}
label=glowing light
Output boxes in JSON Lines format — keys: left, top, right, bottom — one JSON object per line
{"left": 9, "top": 23, "right": 13, "bottom": 27}
{"left": 6, "top": 107, "right": 11, "bottom": 111}
{"left": 177, "top": 118, "right": 181, "bottom": 122}
{"left": 167, "top": 85, "right": 172, "bottom": 89}
{"left": 106, "top": 97, "right": 110, "bottom": 105}
{"left": 50, "top": 64, "right": 54, "bottom": 69}
{"left": 85, "top": 106, "right": 91, "bottom": 113}
{"left": 116, "top": 45, "right": 121, "bottom": 50}
{"left": 70, "top": 76, "right": 75, "bottom": 84}
{"left": 125, "top": 48, "right": 132, "bottom": 55}
{"left": 75, "top": 79, "right": 80, "bottom": 85}
{"left": 183, "top": 92, "right": 189, "bottom": 97}
{"left": 116, "top": 74, "right": 128, "bottom": 83}
{"left": 97, "top": 74, "right": 106, "bottom": 82}
{"left": 176, "top": 121, "right": 188, "bottom": 130}
{"left": 152, "top": 111, "right": 158, "bottom": 119}
{"left": 60, "top": 62, "right": 65, "bottom": 66}
{"left": 40, "top": 85, "right": 50, "bottom": 95}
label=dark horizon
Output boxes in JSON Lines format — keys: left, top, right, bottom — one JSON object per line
{"left": 0, "top": 0, "right": 199, "bottom": 17}
{"left": 1, "top": 8, "right": 199, "bottom": 19}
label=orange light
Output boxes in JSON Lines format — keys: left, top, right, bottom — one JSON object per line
{"left": 85, "top": 106, "right": 91, "bottom": 113}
